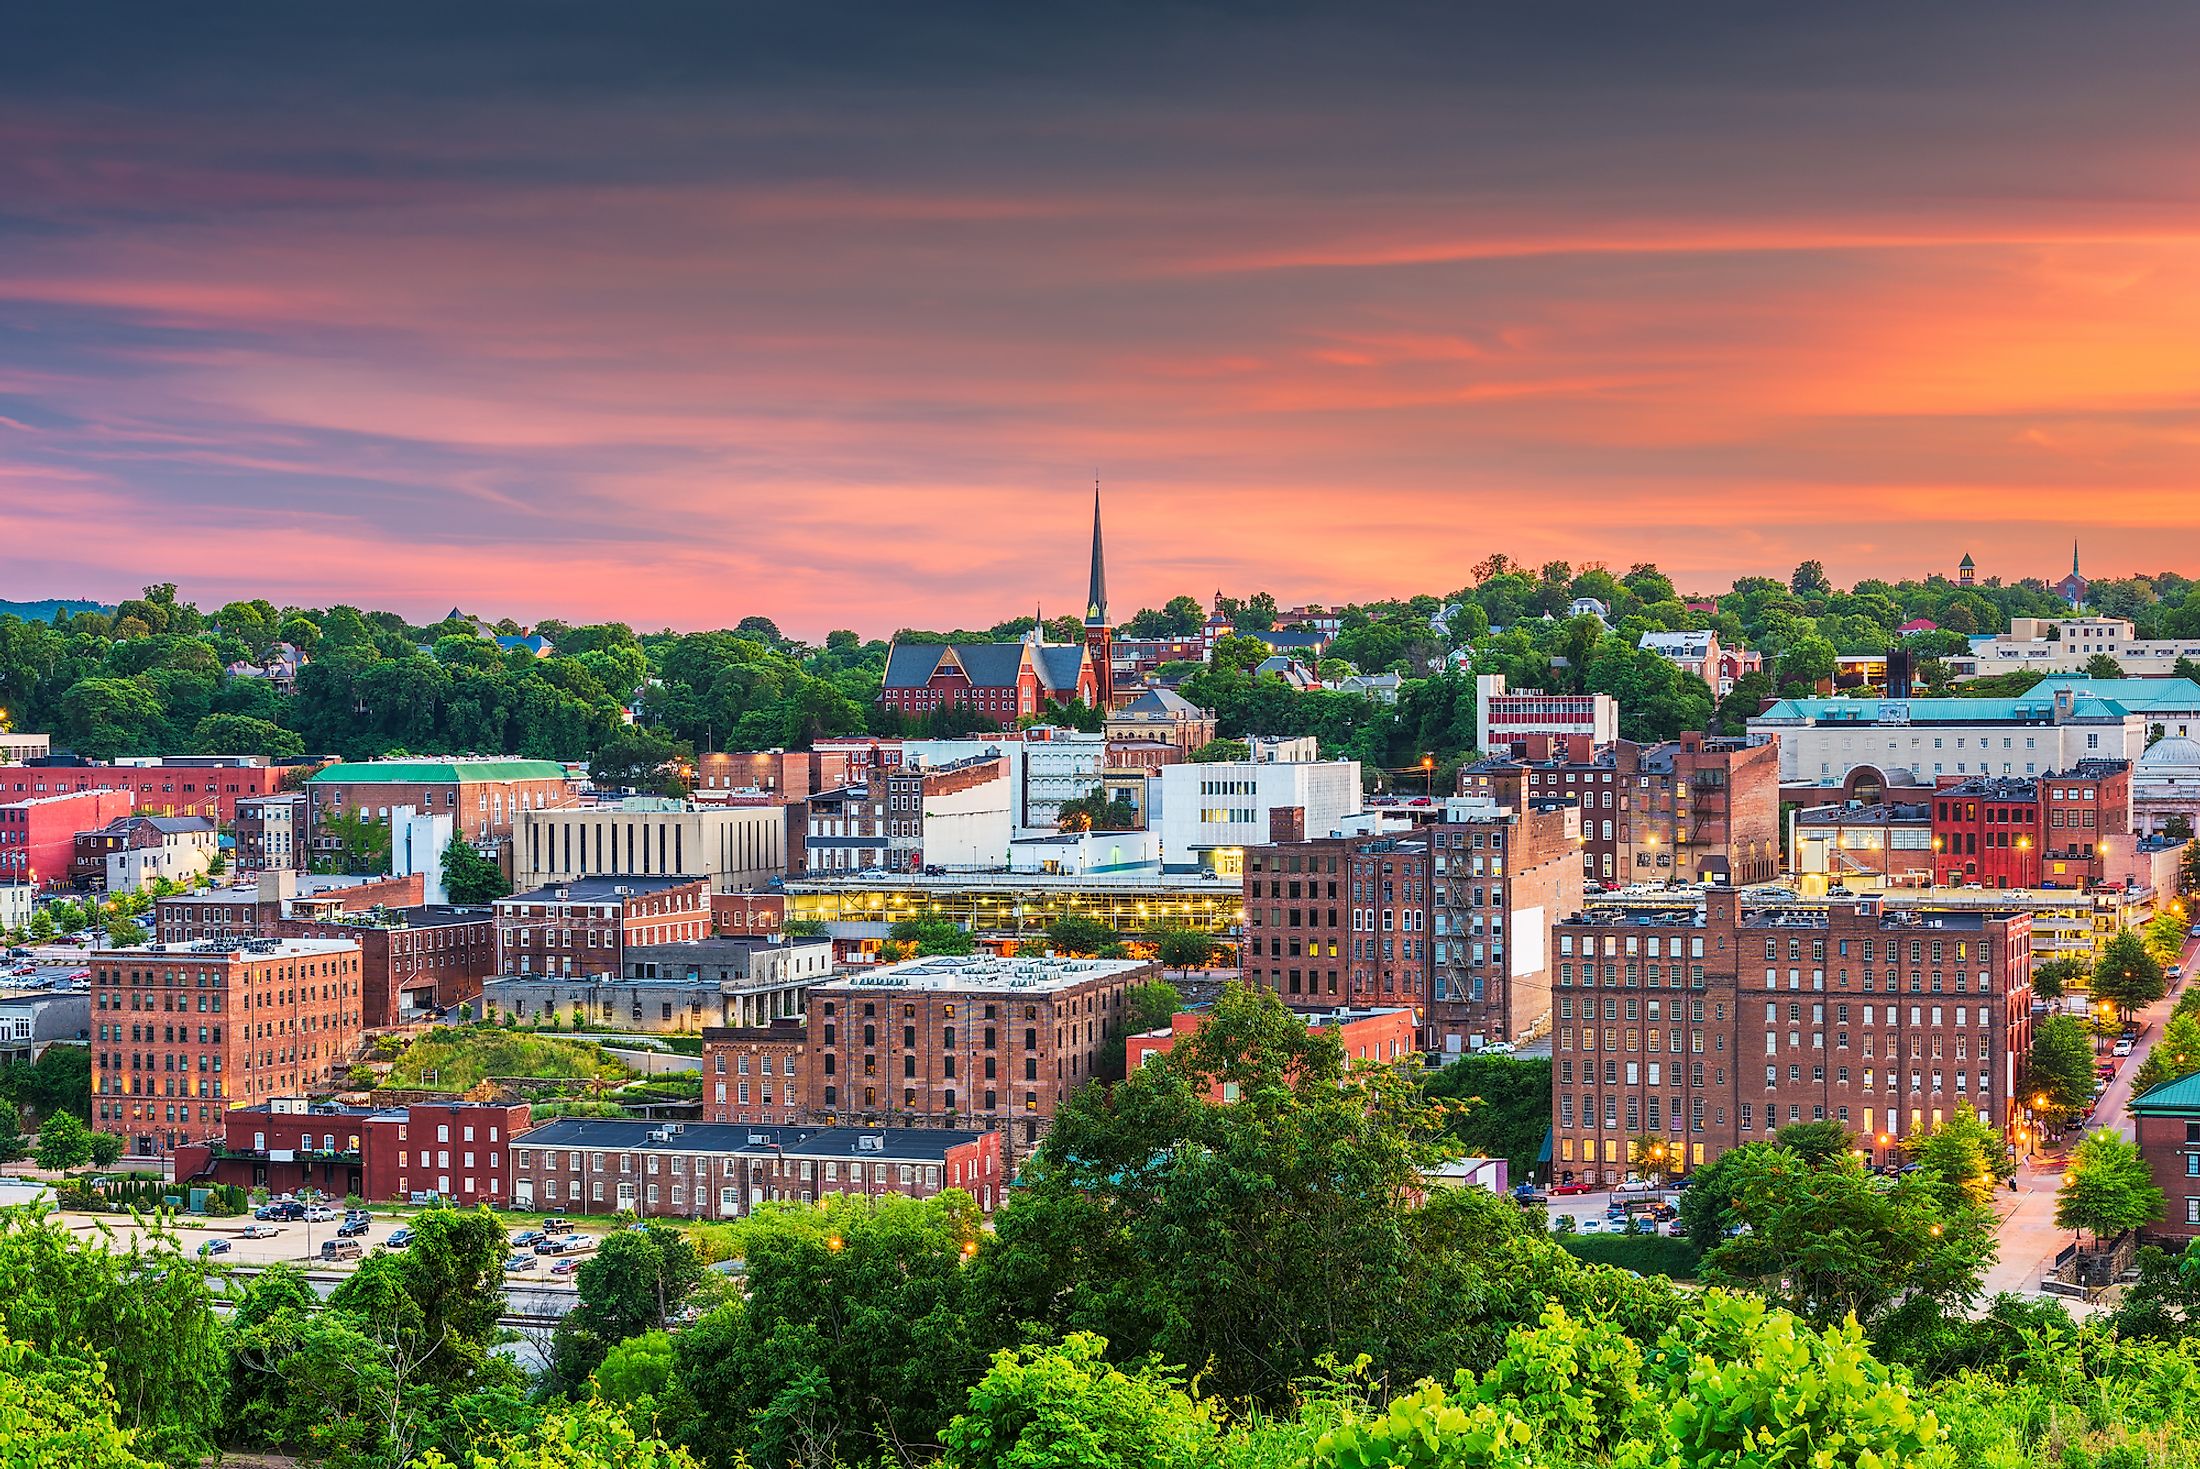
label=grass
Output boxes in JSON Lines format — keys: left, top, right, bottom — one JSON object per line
{"left": 377, "top": 1027, "right": 632, "bottom": 1092}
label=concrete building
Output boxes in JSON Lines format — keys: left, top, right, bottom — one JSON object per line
{"left": 1550, "top": 890, "right": 2035, "bottom": 1187}
{"left": 1476, "top": 674, "right": 1620, "bottom": 751}
{"left": 1152, "top": 754, "right": 1361, "bottom": 875}
{"left": 0, "top": 983, "right": 90, "bottom": 1063}
{"left": 1750, "top": 688, "right": 2146, "bottom": 795}
{"left": 0, "top": 732, "right": 49, "bottom": 763}
{"left": 90, "top": 937, "right": 365, "bottom": 1155}
{"left": 1104, "top": 688, "right": 1217, "bottom": 756}
{"left": 0, "top": 881, "right": 33, "bottom": 933}
{"left": 482, "top": 933, "right": 827, "bottom": 1031}
{"left": 2135, "top": 736, "right": 2200, "bottom": 836}
{"left": 0, "top": 788, "right": 136, "bottom": 888}
{"left": 783, "top": 868, "right": 1244, "bottom": 958}
{"left": 803, "top": 754, "right": 1014, "bottom": 875}
{"left": 0, "top": 756, "right": 284, "bottom": 825}
{"left": 803, "top": 953, "right": 1152, "bottom": 1154}
{"left": 389, "top": 807, "right": 454, "bottom": 905}
{"left": 75, "top": 814, "right": 218, "bottom": 892}
{"left": 1008, "top": 829, "right": 1160, "bottom": 877}
{"left": 509, "top": 1117, "right": 1006, "bottom": 1218}
{"left": 514, "top": 800, "right": 787, "bottom": 895}
{"left": 702, "top": 1020, "right": 807, "bottom": 1124}
{"left": 305, "top": 758, "right": 575, "bottom": 847}
{"left": 1952, "top": 618, "right": 2200, "bottom": 681}
{"left": 234, "top": 793, "right": 306, "bottom": 874}
{"left": 493, "top": 875, "right": 711, "bottom": 979}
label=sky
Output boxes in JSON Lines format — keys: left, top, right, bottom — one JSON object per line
{"left": 6, "top": 3, "right": 2200, "bottom": 637}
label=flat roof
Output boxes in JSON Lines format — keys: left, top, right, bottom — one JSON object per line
{"left": 104, "top": 937, "right": 362, "bottom": 959}
{"left": 814, "top": 954, "right": 1149, "bottom": 993}
{"left": 503, "top": 875, "right": 705, "bottom": 902}
{"left": 514, "top": 1118, "right": 985, "bottom": 1159}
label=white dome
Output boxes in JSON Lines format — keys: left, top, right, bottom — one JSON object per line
{"left": 2140, "top": 735, "right": 2200, "bottom": 773}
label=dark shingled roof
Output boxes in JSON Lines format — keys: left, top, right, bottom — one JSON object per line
{"left": 514, "top": 1118, "right": 985, "bottom": 1160}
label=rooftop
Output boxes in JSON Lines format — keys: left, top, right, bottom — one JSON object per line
{"left": 501, "top": 875, "right": 706, "bottom": 903}
{"left": 1752, "top": 694, "right": 2135, "bottom": 725}
{"left": 813, "top": 953, "right": 1149, "bottom": 993}
{"left": 513, "top": 1118, "right": 987, "bottom": 1159}
{"left": 106, "top": 937, "right": 363, "bottom": 959}
{"left": 1795, "top": 801, "right": 1932, "bottom": 825}
{"left": 2131, "top": 1071, "right": 2200, "bottom": 1116}
{"left": 308, "top": 759, "right": 569, "bottom": 785}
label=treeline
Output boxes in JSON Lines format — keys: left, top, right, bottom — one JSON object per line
{"left": 19, "top": 985, "right": 2200, "bottom": 1469}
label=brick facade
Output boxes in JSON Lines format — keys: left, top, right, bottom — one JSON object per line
{"left": 0, "top": 758, "right": 286, "bottom": 826}
{"left": 282, "top": 908, "right": 499, "bottom": 1028}
{"left": 0, "top": 788, "right": 136, "bottom": 888}
{"left": 90, "top": 938, "right": 365, "bottom": 1155}
{"left": 702, "top": 1021, "right": 807, "bottom": 1123}
{"left": 492, "top": 875, "right": 711, "bottom": 978}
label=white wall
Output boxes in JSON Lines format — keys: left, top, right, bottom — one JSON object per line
{"left": 1154, "top": 759, "right": 1362, "bottom": 869}
{"left": 916, "top": 774, "right": 1015, "bottom": 869}
{"left": 391, "top": 806, "right": 455, "bottom": 906}
{"left": 1749, "top": 715, "right": 2144, "bottom": 784}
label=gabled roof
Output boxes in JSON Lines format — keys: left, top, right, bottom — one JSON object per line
{"left": 1119, "top": 687, "right": 1202, "bottom": 718}
{"left": 882, "top": 641, "right": 1089, "bottom": 695}
{"left": 2131, "top": 1071, "right": 2200, "bottom": 1115}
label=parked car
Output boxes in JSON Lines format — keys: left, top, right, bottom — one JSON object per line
{"left": 2114, "top": 1039, "right": 2135, "bottom": 1057}
{"left": 504, "top": 1253, "right": 538, "bottom": 1273}
{"left": 240, "top": 1223, "right": 281, "bottom": 1239}
{"left": 320, "top": 1238, "right": 364, "bottom": 1262}
{"left": 549, "top": 1257, "right": 584, "bottom": 1276}
{"left": 511, "top": 1229, "right": 544, "bottom": 1248}
{"left": 541, "top": 1217, "right": 572, "bottom": 1234}
{"left": 255, "top": 1201, "right": 305, "bottom": 1222}
{"left": 1649, "top": 1204, "right": 1679, "bottom": 1223}
{"left": 337, "top": 1217, "right": 371, "bottom": 1238}
{"left": 385, "top": 1227, "right": 414, "bottom": 1250}
{"left": 303, "top": 1206, "right": 338, "bottom": 1223}
{"left": 1576, "top": 1217, "right": 1605, "bottom": 1234}
{"left": 198, "top": 1239, "right": 232, "bottom": 1257}
{"left": 1550, "top": 1181, "right": 1595, "bottom": 1197}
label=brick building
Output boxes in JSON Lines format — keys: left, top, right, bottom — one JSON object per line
{"left": 154, "top": 872, "right": 427, "bottom": 944}
{"left": 305, "top": 758, "right": 575, "bottom": 848}
{"left": 492, "top": 874, "right": 711, "bottom": 978}
{"left": 2130, "top": 1073, "right": 2200, "bottom": 1242}
{"left": 803, "top": 954, "right": 1151, "bottom": 1153}
{"left": 1127, "top": 1004, "right": 1418, "bottom": 1101}
{"left": 172, "top": 1096, "right": 528, "bottom": 1205}
{"left": 1931, "top": 760, "right": 2131, "bottom": 889}
{"left": 234, "top": 792, "right": 307, "bottom": 873}
{"left": 1791, "top": 801, "right": 1936, "bottom": 890}
{"left": 703, "top": 1020, "right": 807, "bottom": 1123}
{"left": 283, "top": 907, "right": 499, "bottom": 1028}
{"left": 72, "top": 814, "right": 217, "bottom": 890}
{"left": 0, "top": 756, "right": 286, "bottom": 826}
{"left": 803, "top": 754, "right": 1014, "bottom": 875}
{"left": 692, "top": 749, "right": 852, "bottom": 803}
{"left": 1549, "top": 889, "right": 2035, "bottom": 1187}
{"left": 0, "top": 788, "right": 135, "bottom": 888}
{"left": 1242, "top": 798, "right": 1583, "bottom": 1053}
{"left": 90, "top": 937, "right": 366, "bottom": 1156}
{"left": 712, "top": 891, "right": 787, "bottom": 936}
{"left": 483, "top": 933, "right": 826, "bottom": 1033}
{"left": 509, "top": 1117, "right": 1006, "bottom": 1218}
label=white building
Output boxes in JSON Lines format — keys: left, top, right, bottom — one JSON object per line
{"left": 515, "top": 799, "right": 787, "bottom": 894}
{"left": 1951, "top": 617, "right": 2200, "bottom": 679}
{"left": 390, "top": 806, "right": 455, "bottom": 906}
{"left": 1749, "top": 688, "right": 2146, "bottom": 791}
{"left": 1152, "top": 757, "right": 1361, "bottom": 874}
{"left": 1475, "top": 674, "right": 1620, "bottom": 750}
{"left": 0, "top": 732, "right": 47, "bottom": 764}
{"left": 901, "top": 729, "right": 1107, "bottom": 830}
{"left": 0, "top": 882, "right": 33, "bottom": 933}
{"left": 2135, "top": 735, "right": 2200, "bottom": 837}
{"left": 1008, "top": 828, "right": 1160, "bottom": 877}
{"left": 104, "top": 817, "right": 218, "bottom": 893}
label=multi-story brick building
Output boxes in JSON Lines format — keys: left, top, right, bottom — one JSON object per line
{"left": 1457, "top": 733, "right": 1778, "bottom": 888}
{"left": 1791, "top": 801, "right": 1936, "bottom": 890}
{"left": 1549, "top": 889, "right": 2034, "bottom": 1187}
{"left": 172, "top": 1096, "right": 528, "bottom": 1205}
{"left": 803, "top": 954, "right": 1150, "bottom": 1153}
{"left": 513, "top": 800, "right": 787, "bottom": 895}
{"left": 0, "top": 756, "right": 287, "bottom": 826}
{"left": 492, "top": 874, "right": 710, "bottom": 978}
{"left": 509, "top": 1117, "right": 1006, "bottom": 1218}
{"left": 0, "top": 788, "right": 135, "bottom": 887}
{"left": 1127, "top": 1004, "right": 1418, "bottom": 1100}
{"left": 305, "top": 758, "right": 574, "bottom": 849}
{"left": 72, "top": 813, "right": 217, "bottom": 891}
{"left": 90, "top": 937, "right": 365, "bottom": 1155}
{"left": 702, "top": 1020, "right": 807, "bottom": 1123}
{"left": 234, "top": 792, "right": 307, "bottom": 874}
{"left": 1242, "top": 798, "right": 1582, "bottom": 1052}
{"left": 1931, "top": 760, "right": 2131, "bottom": 890}
{"left": 154, "top": 872, "right": 427, "bottom": 945}
{"left": 1476, "top": 674, "right": 1620, "bottom": 750}
{"left": 283, "top": 907, "right": 499, "bottom": 1028}
{"left": 803, "top": 755, "right": 1015, "bottom": 875}
{"left": 879, "top": 639, "right": 1099, "bottom": 724}
{"left": 692, "top": 749, "right": 852, "bottom": 803}
{"left": 2131, "top": 1073, "right": 2200, "bottom": 1242}
{"left": 712, "top": 891, "right": 787, "bottom": 936}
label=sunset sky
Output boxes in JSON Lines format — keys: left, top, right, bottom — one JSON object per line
{"left": 6, "top": 4, "right": 2200, "bottom": 636}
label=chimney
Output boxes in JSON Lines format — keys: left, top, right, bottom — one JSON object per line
{"left": 1268, "top": 806, "right": 1306, "bottom": 845}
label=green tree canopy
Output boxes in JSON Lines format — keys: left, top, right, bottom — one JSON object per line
{"left": 2056, "top": 1128, "right": 2165, "bottom": 1244}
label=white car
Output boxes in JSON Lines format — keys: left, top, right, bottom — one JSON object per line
{"left": 2114, "top": 1039, "right": 2135, "bottom": 1057}
{"left": 302, "top": 1206, "right": 338, "bottom": 1223}
{"left": 240, "top": 1223, "right": 281, "bottom": 1239}
{"left": 1575, "top": 1217, "right": 1605, "bottom": 1234}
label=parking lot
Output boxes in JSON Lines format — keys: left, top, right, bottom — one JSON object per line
{"left": 57, "top": 1207, "right": 602, "bottom": 1284}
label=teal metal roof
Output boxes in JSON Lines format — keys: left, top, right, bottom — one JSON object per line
{"left": 307, "top": 759, "right": 568, "bottom": 784}
{"left": 1754, "top": 695, "right": 2132, "bottom": 723}
{"left": 2131, "top": 1071, "right": 2200, "bottom": 1114}
{"left": 2031, "top": 677, "right": 2200, "bottom": 714}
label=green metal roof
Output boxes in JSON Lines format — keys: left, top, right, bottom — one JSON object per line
{"left": 307, "top": 759, "right": 568, "bottom": 785}
{"left": 1754, "top": 694, "right": 2132, "bottom": 723}
{"left": 2129, "top": 1071, "right": 2200, "bottom": 1114}
{"left": 2030, "top": 677, "right": 2200, "bottom": 714}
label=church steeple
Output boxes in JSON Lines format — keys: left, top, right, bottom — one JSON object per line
{"left": 1084, "top": 483, "right": 1108, "bottom": 627}
{"left": 2073, "top": 538, "right": 2082, "bottom": 577}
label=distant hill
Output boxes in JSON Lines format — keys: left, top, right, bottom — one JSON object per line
{"left": 0, "top": 598, "right": 114, "bottom": 621}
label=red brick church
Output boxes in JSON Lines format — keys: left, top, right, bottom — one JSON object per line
{"left": 879, "top": 490, "right": 1119, "bottom": 721}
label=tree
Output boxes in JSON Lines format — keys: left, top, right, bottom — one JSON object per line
{"left": 188, "top": 713, "right": 303, "bottom": 759}
{"left": 0, "top": 1328, "right": 162, "bottom": 1469}
{"left": 2094, "top": 927, "right": 2167, "bottom": 1019}
{"left": 2024, "top": 1014, "right": 2099, "bottom": 1117}
{"left": 1044, "top": 914, "right": 1117, "bottom": 957}
{"left": 592, "top": 1329, "right": 676, "bottom": 1406}
{"left": 0, "top": 1098, "right": 19, "bottom": 1164}
{"left": 1055, "top": 788, "right": 1138, "bottom": 832}
{"left": 589, "top": 726, "right": 688, "bottom": 796}
{"left": 1905, "top": 1105, "right": 2013, "bottom": 1205}
{"left": 87, "top": 1129, "right": 124, "bottom": 1167}
{"left": 1629, "top": 1133, "right": 1678, "bottom": 1187}
{"left": 314, "top": 807, "right": 392, "bottom": 876}
{"left": 2136, "top": 1011, "right": 2200, "bottom": 1094}
{"left": 56, "top": 677, "right": 166, "bottom": 759}
{"left": 1149, "top": 926, "right": 1213, "bottom": 969}
{"left": 2056, "top": 1129, "right": 2164, "bottom": 1245}
{"left": 324, "top": 1205, "right": 507, "bottom": 1392}
{"left": 552, "top": 1226, "right": 705, "bottom": 1388}
{"left": 1791, "top": 560, "right": 1832, "bottom": 596}
{"left": 1098, "top": 978, "right": 1182, "bottom": 1080}
{"left": 888, "top": 918, "right": 976, "bottom": 957}
{"left": 1187, "top": 738, "right": 1250, "bottom": 763}
{"left": 442, "top": 834, "right": 512, "bottom": 904}
{"left": 943, "top": 1332, "right": 1215, "bottom": 1469}
{"left": 1423, "top": 1054, "right": 1553, "bottom": 1177}
{"left": 33, "top": 1107, "right": 95, "bottom": 1170}
{"left": 105, "top": 915, "right": 147, "bottom": 948}
{"left": 2085, "top": 653, "right": 2127, "bottom": 679}
{"left": 410, "top": 1396, "right": 696, "bottom": 1469}
{"left": 2030, "top": 955, "right": 2088, "bottom": 1001}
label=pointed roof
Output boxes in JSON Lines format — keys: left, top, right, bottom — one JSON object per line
{"left": 1957, "top": 553, "right": 1975, "bottom": 569}
{"left": 2073, "top": 538, "right": 2082, "bottom": 576}
{"left": 1085, "top": 485, "right": 1108, "bottom": 627}
{"left": 2132, "top": 1070, "right": 2200, "bottom": 1114}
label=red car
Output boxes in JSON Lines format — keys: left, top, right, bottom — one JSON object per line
{"left": 1550, "top": 1181, "right": 1596, "bottom": 1196}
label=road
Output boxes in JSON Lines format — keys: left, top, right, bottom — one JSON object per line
{"left": 1983, "top": 928, "right": 2199, "bottom": 1308}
